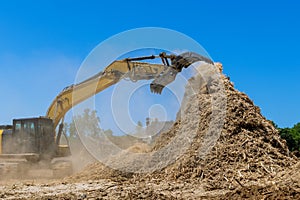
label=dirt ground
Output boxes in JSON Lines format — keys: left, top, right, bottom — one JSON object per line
{"left": 0, "top": 63, "right": 299, "bottom": 199}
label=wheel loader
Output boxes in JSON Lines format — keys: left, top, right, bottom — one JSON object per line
{"left": 0, "top": 51, "right": 213, "bottom": 178}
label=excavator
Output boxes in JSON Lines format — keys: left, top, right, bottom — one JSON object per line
{"left": 0, "top": 51, "right": 213, "bottom": 177}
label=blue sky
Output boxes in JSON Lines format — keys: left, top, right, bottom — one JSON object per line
{"left": 0, "top": 0, "right": 299, "bottom": 128}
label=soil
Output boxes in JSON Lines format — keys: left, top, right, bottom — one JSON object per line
{"left": 0, "top": 63, "right": 299, "bottom": 199}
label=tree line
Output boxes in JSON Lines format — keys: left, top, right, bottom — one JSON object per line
{"left": 276, "top": 122, "right": 300, "bottom": 155}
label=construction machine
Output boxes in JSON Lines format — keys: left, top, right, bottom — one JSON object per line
{"left": 0, "top": 51, "right": 213, "bottom": 178}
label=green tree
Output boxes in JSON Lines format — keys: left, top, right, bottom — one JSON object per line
{"left": 68, "top": 108, "right": 102, "bottom": 139}
{"left": 69, "top": 120, "right": 78, "bottom": 139}
{"left": 280, "top": 128, "right": 297, "bottom": 151}
{"left": 278, "top": 122, "right": 300, "bottom": 153}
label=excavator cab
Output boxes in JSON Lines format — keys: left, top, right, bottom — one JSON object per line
{"left": 0, "top": 117, "right": 72, "bottom": 177}
{"left": 1, "top": 117, "right": 71, "bottom": 162}
{"left": 12, "top": 117, "right": 56, "bottom": 157}
{"left": 0, "top": 117, "right": 57, "bottom": 162}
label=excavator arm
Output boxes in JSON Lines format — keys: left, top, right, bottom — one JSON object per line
{"left": 45, "top": 52, "right": 213, "bottom": 144}
{"left": 46, "top": 60, "right": 168, "bottom": 129}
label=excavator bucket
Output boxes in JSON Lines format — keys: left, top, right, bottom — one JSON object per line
{"left": 150, "top": 52, "right": 214, "bottom": 94}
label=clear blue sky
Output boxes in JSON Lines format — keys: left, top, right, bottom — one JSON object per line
{"left": 0, "top": 0, "right": 299, "bottom": 128}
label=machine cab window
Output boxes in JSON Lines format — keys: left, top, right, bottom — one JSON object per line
{"left": 23, "top": 121, "right": 35, "bottom": 136}
{"left": 13, "top": 120, "right": 35, "bottom": 135}
{"left": 14, "top": 121, "right": 21, "bottom": 133}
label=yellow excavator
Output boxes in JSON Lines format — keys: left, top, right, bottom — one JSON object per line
{"left": 0, "top": 51, "right": 213, "bottom": 177}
